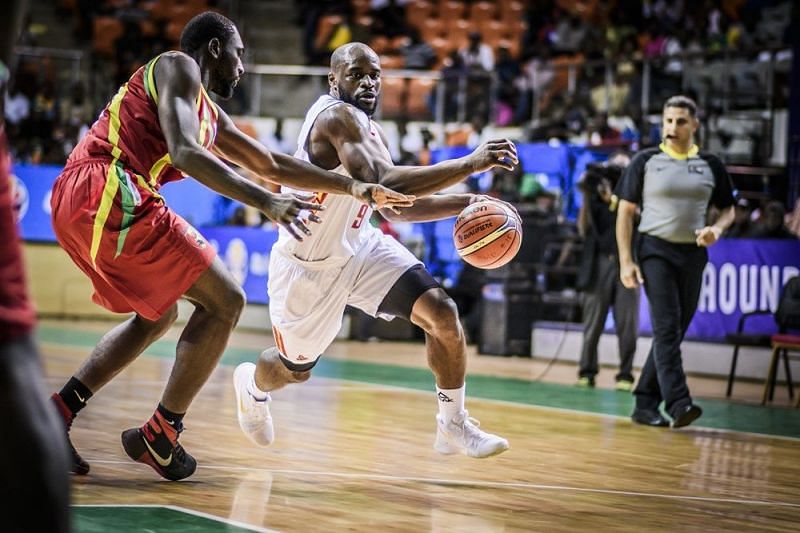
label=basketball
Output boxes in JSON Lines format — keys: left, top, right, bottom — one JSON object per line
{"left": 453, "top": 200, "right": 522, "bottom": 269}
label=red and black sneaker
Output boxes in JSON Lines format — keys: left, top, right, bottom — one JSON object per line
{"left": 120, "top": 411, "right": 196, "bottom": 481}
{"left": 50, "top": 393, "right": 90, "bottom": 475}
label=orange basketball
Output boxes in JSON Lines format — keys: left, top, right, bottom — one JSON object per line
{"left": 453, "top": 200, "right": 522, "bottom": 269}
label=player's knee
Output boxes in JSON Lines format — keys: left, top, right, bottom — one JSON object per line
{"left": 218, "top": 284, "right": 246, "bottom": 323}
{"left": 291, "top": 370, "right": 311, "bottom": 383}
{"left": 422, "top": 295, "right": 463, "bottom": 340}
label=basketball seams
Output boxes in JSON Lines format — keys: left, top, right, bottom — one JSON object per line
{"left": 453, "top": 213, "right": 509, "bottom": 249}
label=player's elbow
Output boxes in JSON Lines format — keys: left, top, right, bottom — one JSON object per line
{"left": 169, "top": 142, "right": 203, "bottom": 173}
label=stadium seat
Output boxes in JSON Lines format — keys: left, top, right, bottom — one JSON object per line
{"left": 498, "top": 0, "right": 525, "bottom": 23}
{"left": 419, "top": 18, "right": 446, "bottom": 43}
{"left": 406, "top": 1, "right": 435, "bottom": 31}
{"left": 370, "top": 36, "right": 392, "bottom": 55}
{"left": 469, "top": 1, "right": 496, "bottom": 22}
{"left": 92, "top": 17, "right": 124, "bottom": 58}
{"left": 516, "top": 143, "right": 571, "bottom": 190}
{"left": 438, "top": 1, "right": 467, "bottom": 21}
{"left": 446, "top": 19, "right": 472, "bottom": 50}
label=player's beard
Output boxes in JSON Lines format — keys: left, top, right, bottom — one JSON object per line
{"left": 213, "top": 78, "right": 236, "bottom": 100}
{"left": 340, "top": 89, "right": 377, "bottom": 117}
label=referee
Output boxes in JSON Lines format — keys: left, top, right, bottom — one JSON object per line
{"left": 616, "top": 96, "right": 735, "bottom": 428}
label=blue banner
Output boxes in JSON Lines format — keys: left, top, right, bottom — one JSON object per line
{"left": 639, "top": 239, "right": 800, "bottom": 340}
{"left": 13, "top": 164, "right": 228, "bottom": 242}
{"left": 12, "top": 164, "right": 60, "bottom": 242}
{"left": 200, "top": 226, "right": 279, "bottom": 305}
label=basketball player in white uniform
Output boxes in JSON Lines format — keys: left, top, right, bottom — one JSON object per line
{"left": 234, "top": 43, "right": 518, "bottom": 458}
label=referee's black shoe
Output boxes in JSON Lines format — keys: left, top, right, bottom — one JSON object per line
{"left": 631, "top": 407, "right": 669, "bottom": 427}
{"left": 671, "top": 404, "right": 703, "bottom": 428}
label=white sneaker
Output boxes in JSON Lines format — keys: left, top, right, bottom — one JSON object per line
{"left": 233, "top": 363, "right": 274, "bottom": 447}
{"left": 434, "top": 411, "right": 509, "bottom": 458}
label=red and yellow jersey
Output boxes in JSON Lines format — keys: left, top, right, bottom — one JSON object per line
{"left": 68, "top": 52, "right": 219, "bottom": 198}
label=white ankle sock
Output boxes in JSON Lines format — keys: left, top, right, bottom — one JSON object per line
{"left": 436, "top": 385, "right": 465, "bottom": 422}
{"left": 247, "top": 375, "right": 268, "bottom": 401}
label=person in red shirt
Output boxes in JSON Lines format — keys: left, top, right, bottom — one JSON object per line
{"left": 49, "top": 12, "right": 413, "bottom": 481}
{"left": 0, "top": 1, "right": 70, "bottom": 531}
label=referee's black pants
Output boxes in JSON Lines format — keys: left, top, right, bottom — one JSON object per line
{"left": 634, "top": 234, "right": 707, "bottom": 416}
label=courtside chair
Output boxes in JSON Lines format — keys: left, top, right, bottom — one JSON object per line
{"left": 726, "top": 276, "right": 800, "bottom": 399}
{"left": 762, "top": 276, "right": 800, "bottom": 404}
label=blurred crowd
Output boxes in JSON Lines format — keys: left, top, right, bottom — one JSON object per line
{"left": 295, "top": 0, "right": 792, "bottom": 136}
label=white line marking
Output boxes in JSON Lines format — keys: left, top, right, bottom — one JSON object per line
{"left": 84, "top": 459, "right": 800, "bottom": 509}
{"left": 73, "top": 504, "right": 275, "bottom": 532}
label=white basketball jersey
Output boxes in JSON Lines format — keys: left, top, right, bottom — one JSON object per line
{"left": 273, "top": 95, "right": 386, "bottom": 266}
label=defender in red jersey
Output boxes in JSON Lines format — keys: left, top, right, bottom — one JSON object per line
{"left": 49, "top": 12, "right": 413, "bottom": 481}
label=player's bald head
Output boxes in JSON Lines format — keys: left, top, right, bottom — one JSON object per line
{"left": 330, "top": 43, "right": 378, "bottom": 72}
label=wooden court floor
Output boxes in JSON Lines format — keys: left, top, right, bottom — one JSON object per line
{"left": 37, "top": 319, "right": 800, "bottom": 532}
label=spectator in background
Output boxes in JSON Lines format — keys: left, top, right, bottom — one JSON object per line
{"left": 371, "top": 0, "right": 408, "bottom": 38}
{"left": 461, "top": 32, "right": 494, "bottom": 72}
{"left": 723, "top": 198, "right": 754, "bottom": 238}
{"left": 553, "top": 14, "right": 586, "bottom": 54}
{"left": 433, "top": 50, "right": 467, "bottom": 122}
{"left": 748, "top": 201, "right": 798, "bottom": 239}
{"left": 398, "top": 27, "right": 435, "bottom": 70}
{"left": 575, "top": 153, "right": 638, "bottom": 390}
{"left": 494, "top": 45, "right": 521, "bottom": 126}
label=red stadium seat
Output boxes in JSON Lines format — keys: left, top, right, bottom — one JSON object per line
{"left": 92, "top": 17, "right": 124, "bottom": 58}
{"left": 419, "top": 18, "right": 446, "bottom": 43}
{"left": 438, "top": 0, "right": 467, "bottom": 22}
{"left": 499, "top": 0, "right": 525, "bottom": 23}
{"left": 406, "top": 1, "right": 435, "bottom": 31}
{"left": 370, "top": 36, "right": 392, "bottom": 55}
{"left": 469, "top": 1, "right": 496, "bottom": 23}
{"left": 446, "top": 19, "right": 473, "bottom": 50}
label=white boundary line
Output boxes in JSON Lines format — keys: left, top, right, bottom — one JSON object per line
{"left": 73, "top": 504, "right": 275, "bottom": 532}
{"left": 83, "top": 460, "right": 800, "bottom": 509}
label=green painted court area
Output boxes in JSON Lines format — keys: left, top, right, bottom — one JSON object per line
{"left": 38, "top": 324, "right": 800, "bottom": 439}
{"left": 74, "top": 506, "right": 260, "bottom": 532}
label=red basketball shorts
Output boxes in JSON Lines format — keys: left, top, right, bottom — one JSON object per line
{"left": 51, "top": 159, "right": 216, "bottom": 321}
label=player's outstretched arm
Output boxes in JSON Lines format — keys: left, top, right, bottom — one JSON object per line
{"left": 317, "top": 105, "right": 518, "bottom": 197}
{"left": 212, "top": 107, "right": 413, "bottom": 212}
{"left": 154, "top": 53, "right": 320, "bottom": 240}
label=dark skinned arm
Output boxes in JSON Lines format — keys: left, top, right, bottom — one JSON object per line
{"left": 314, "top": 104, "right": 518, "bottom": 197}
{"left": 154, "top": 52, "right": 319, "bottom": 239}
{"left": 212, "top": 107, "right": 413, "bottom": 211}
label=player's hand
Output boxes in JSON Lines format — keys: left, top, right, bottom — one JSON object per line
{"left": 349, "top": 182, "right": 415, "bottom": 214}
{"left": 695, "top": 226, "right": 722, "bottom": 247}
{"left": 620, "top": 261, "right": 644, "bottom": 289}
{"left": 468, "top": 138, "right": 519, "bottom": 173}
{"left": 261, "top": 193, "right": 324, "bottom": 241}
{"left": 469, "top": 194, "right": 520, "bottom": 220}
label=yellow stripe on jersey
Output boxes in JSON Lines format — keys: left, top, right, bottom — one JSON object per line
{"left": 148, "top": 152, "right": 171, "bottom": 187}
{"left": 89, "top": 84, "right": 128, "bottom": 267}
{"left": 144, "top": 54, "right": 163, "bottom": 105}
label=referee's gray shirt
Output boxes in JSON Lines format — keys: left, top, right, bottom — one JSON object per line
{"left": 616, "top": 144, "right": 735, "bottom": 243}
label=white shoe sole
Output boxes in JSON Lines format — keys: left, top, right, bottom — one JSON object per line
{"left": 434, "top": 429, "right": 510, "bottom": 458}
{"left": 233, "top": 363, "right": 274, "bottom": 447}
